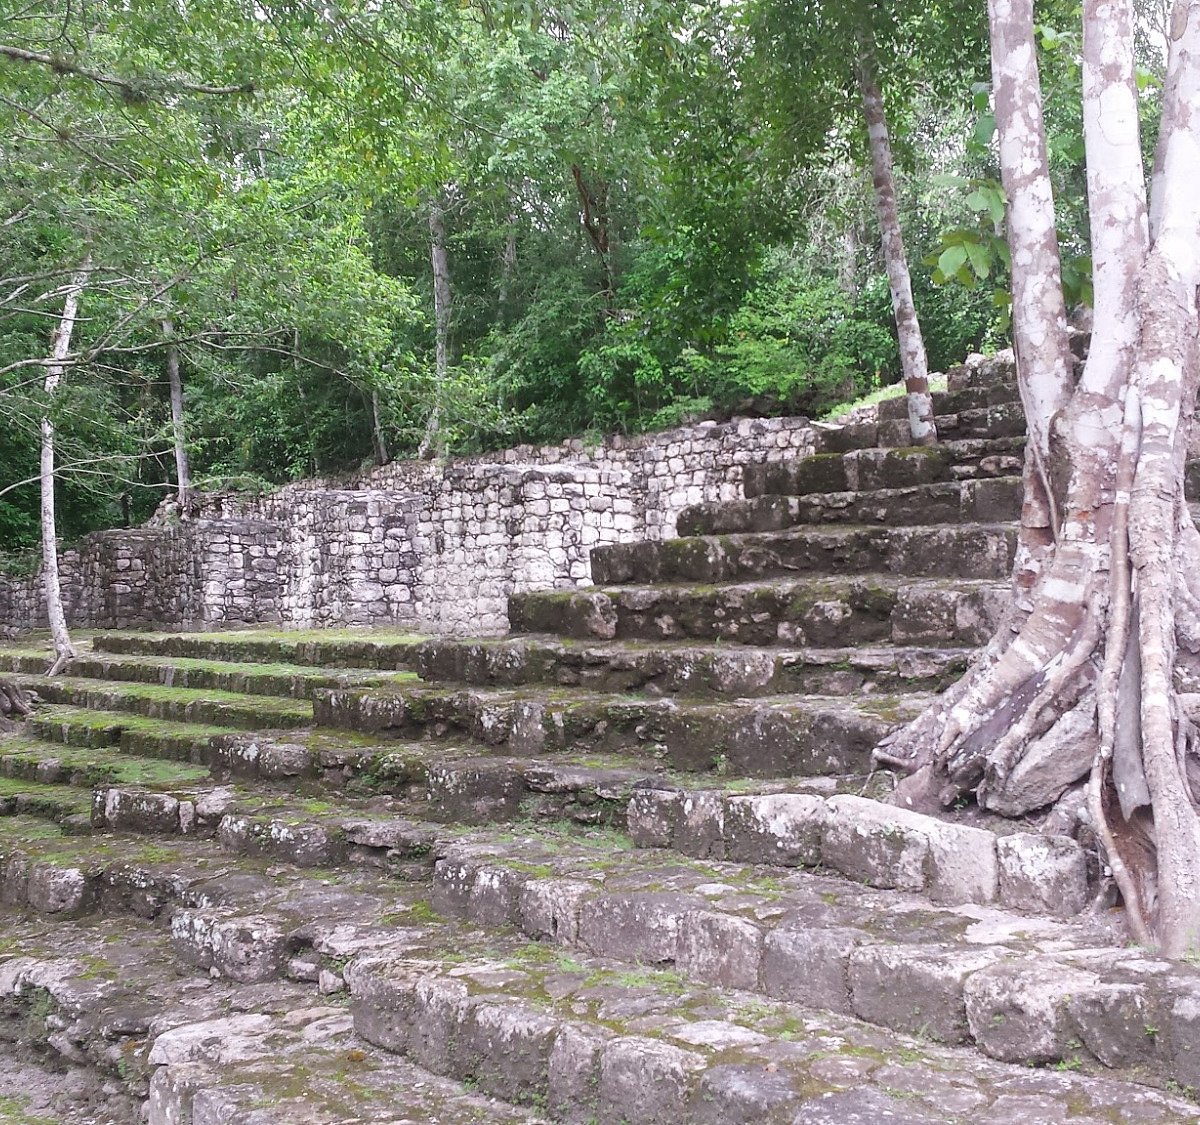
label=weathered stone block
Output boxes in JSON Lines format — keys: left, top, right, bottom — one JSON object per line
{"left": 996, "top": 833, "right": 1089, "bottom": 916}
{"left": 964, "top": 959, "right": 1102, "bottom": 1063}
{"left": 577, "top": 893, "right": 690, "bottom": 964}
{"left": 548, "top": 1024, "right": 613, "bottom": 1122}
{"left": 627, "top": 787, "right": 684, "bottom": 849}
{"left": 677, "top": 910, "right": 762, "bottom": 990}
{"left": 761, "top": 924, "right": 864, "bottom": 1014}
{"left": 598, "top": 1037, "right": 705, "bottom": 1125}
{"left": 455, "top": 1001, "right": 559, "bottom": 1103}
{"left": 518, "top": 878, "right": 591, "bottom": 945}
{"left": 722, "top": 792, "right": 826, "bottom": 866}
{"left": 849, "top": 943, "right": 1002, "bottom": 1044}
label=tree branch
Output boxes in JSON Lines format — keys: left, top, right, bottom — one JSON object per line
{"left": 0, "top": 44, "right": 255, "bottom": 98}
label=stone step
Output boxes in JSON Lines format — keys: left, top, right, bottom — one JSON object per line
{"left": 315, "top": 682, "right": 931, "bottom": 777}
{"left": 90, "top": 627, "right": 426, "bottom": 669}
{"left": 626, "top": 786, "right": 1091, "bottom": 917}
{"left": 509, "top": 575, "right": 1008, "bottom": 648}
{"left": 15, "top": 674, "right": 313, "bottom": 730}
{"left": 6, "top": 901, "right": 1190, "bottom": 1125}
{"left": 591, "top": 522, "right": 1018, "bottom": 586}
{"left": 0, "top": 913, "right": 543, "bottom": 1124}
{"left": 743, "top": 438, "right": 1025, "bottom": 499}
{"left": 812, "top": 402, "right": 1026, "bottom": 454}
{"left": 4, "top": 825, "right": 1198, "bottom": 1120}
{"left": 0, "top": 732, "right": 210, "bottom": 789}
{"left": 678, "top": 475, "right": 1023, "bottom": 537}
{"left": 414, "top": 634, "right": 974, "bottom": 698}
{"left": 1, "top": 724, "right": 668, "bottom": 834}
{"left": 0, "top": 774, "right": 93, "bottom": 829}
{"left": 28, "top": 704, "right": 246, "bottom": 760}
{"left": 0, "top": 645, "right": 415, "bottom": 699}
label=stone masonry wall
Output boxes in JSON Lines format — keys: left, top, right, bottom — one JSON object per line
{"left": 0, "top": 415, "right": 816, "bottom": 637}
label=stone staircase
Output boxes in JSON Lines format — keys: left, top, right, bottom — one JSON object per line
{"left": 2, "top": 359, "right": 1200, "bottom": 1122}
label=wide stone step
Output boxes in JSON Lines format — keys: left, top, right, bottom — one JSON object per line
{"left": 509, "top": 575, "right": 1008, "bottom": 648}
{"left": 91, "top": 627, "right": 426, "bottom": 669}
{"left": 15, "top": 674, "right": 313, "bottom": 730}
{"left": 812, "top": 402, "right": 1026, "bottom": 454}
{"left": 743, "top": 438, "right": 1025, "bottom": 499}
{"left": 314, "top": 683, "right": 929, "bottom": 777}
{"left": 678, "top": 475, "right": 1023, "bottom": 537}
{"left": 0, "top": 909, "right": 543, "bottom": 1124}
{"left": 414, "top": 634, "right": 973, "bottom": 697}
{"left": 0, "top": 733, "right": 210, "bottom": 789}
{"left": 0, "top": 773, "right": 93, "bottom": 829}
{"left": 627, "top": 786, "right": 1090, "bottom": 916}
{"left": 4, "top": 829, "right": 1197, "bottom": 1122}
{"left": 0, "top": 645, "right": 415, "bottom": 700}
{"left": 28, "top": 705, "right": 240, "bottom": 760}
{"left": 592, "top": 522, "right": 1018, "bottom": 586}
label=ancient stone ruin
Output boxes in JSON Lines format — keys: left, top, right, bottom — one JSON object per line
{"left": 2, "top": 352, "right": 1200, "bottom": 1122}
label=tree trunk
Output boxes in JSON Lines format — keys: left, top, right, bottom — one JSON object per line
{"left": 371, "top": 391, "right": 391, "bottom": 466}
{"left": 879, "top": 0, "right": 1200, "bottom": 957}
{"left": 41, "top": 259, "right": 90, "bottom": 676}
{"left": 163, "top": 318, "right": 192, "bottom": 517}
{"left": 571, "top": 164, "right": 616, "bottom": 314}
{"left": 418, "top": 195, "right": 451, "bottom": 461}
{"left": 854, "top": 50, "right": 936, "bottom": 447}
{"left": 498, "top": 211, "right": 518, "bottom": 320}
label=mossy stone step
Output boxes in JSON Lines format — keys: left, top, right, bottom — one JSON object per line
{"left": 743, "top": 437, "right": 1025, "bottom": 499}
{"left": 91, "top": 627, "right": 427, "bottom": 669}
{"left": 591, "top": 522, "right": 1018, "bottom": 587}
{"left": 314, "top": 682, "right": 931, "bottom": 778}
{"left": 414, "top": 634, "right": 973, "bottom": 698}
{"left": 0, "top": 733, "right": 210, "bottom": 789}
{"left": 16, "top": 674, "right": 312, "bottom": 729}
{"left": 0, "top": 646, "right": 416, "bottom": 699}
{"left": 0, "top": 775, "right": 95, "bottom": 830}
{"left": 0, "top": 913, "right": 544, "bottom": 1125}
{"left": 678, "top": 475, "right": 1023, "bottom": 537}
{"left": 509, "top": 575, "right": 1008, "bottom": 648}
{"left": 28, "top": 705, "right": 237, "bottom": 760}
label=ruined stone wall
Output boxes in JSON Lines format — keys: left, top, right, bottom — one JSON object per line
{"left": 0, "top": 415, "right": 816, "bottom": 637}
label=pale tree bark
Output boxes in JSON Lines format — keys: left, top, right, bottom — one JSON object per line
{"left": 418, "top": 194, "right": 451, "bottom": 460}
{"left": 41, "top": 259, "right": 90, "bottom": 676}
{"left": 163, "top": 318, "right": 192, "bottom": 516}
{"left": 854, "top": 50, "right": 937, "bottom": 447}
{"left": 878, "top": 0, "right": 1200, "bottom": 957}
{"left": 498, "top": 210, "right": 518, "bottom": 320}
{"left": 371, "top": 391, "right": 391, "bottom": 466}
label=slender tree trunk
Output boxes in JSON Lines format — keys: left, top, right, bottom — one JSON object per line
{"left": 371, "top": 391, "right": 391, "bottom": 466}
{"left": 879, "top": 0, "right": 1200, "bottom": 958}
{"left": 418, "top": 195, "right": 451, "bottom": 460}
{"left": 41, "top": 260, "right": 90, "bottom": 675}
{"left": 854, "top": 50, "right": 936, "bottom": 447}
{"left": 571, "top": 165, "right": 615, "bottom": 314}
{"left": 163, "top": 318, "right": 192, "bottom": 517}
{"left": 498, "top": 211, "right": 518, "bottom": 320}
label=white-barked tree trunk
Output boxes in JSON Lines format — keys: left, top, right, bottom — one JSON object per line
{"left": 879, "top": 0, "right": 1200, "bottom": 957}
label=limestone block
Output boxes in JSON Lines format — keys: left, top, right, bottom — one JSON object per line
{"left": 722, "top": 792, "right": 827, "bottom": 866}
{"left": 626, "top": 787, "right": 684, "bottom": 848}
{"left": 677, "top": 909, "right": 763, "bottom": 990}
{"left": 598, "top": 1038, "right": 705, "bottom": 1125}
{"left": 577, "top": 892, "right": 691, "bottom": 964}
{"left": 964, "top": 959, "right": 1103, "bottom": 1063}
{"left": 455, "top": 1001, "right": 560, "bottom": 1102}
{"left": 849, "top": 943, "right": 1003, "bottom": 1044}
{"left": 761, "top": 924, "right": 864, "bottom": 1014}
{"left": 822, "top": 795, "right": 998, "bottom": 904}
{"left": 996, "top": 833, "right": 1089, "bottom": 916}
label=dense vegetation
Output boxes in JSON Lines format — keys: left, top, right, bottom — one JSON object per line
{"left": 1, "top": 0, "right": 1135, "bottom": 553}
